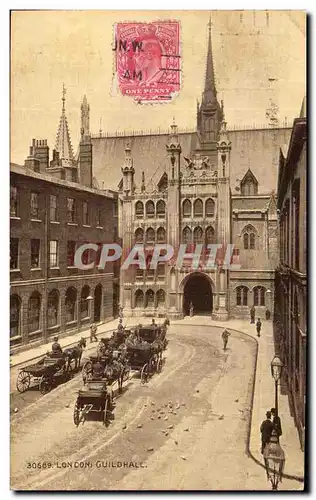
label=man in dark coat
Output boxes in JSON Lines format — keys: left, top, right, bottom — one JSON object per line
{"left": 271, "top": 407, "right": 282, "bottom": 440}
{"left": 260, "top": 411, "right": 274, "bottom": 454}
{"left": 51, "top": 336, "right": 62, "bottom": 355}
{"left": 250, "top": 305, "right": 255, "bottom": 324}
{"left": 256, "top": 318, "right": 262, "bottom": 337}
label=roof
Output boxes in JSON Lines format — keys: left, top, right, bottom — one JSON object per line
{"left": 91, "top": 127, "right": 292, "bottom": 194}
{"left": 10, "top": 163, "right": 117, "bottom": 200}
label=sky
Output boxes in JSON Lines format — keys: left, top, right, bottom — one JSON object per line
{"left": 10, "top": 10, "right": 306, "bottom": 165}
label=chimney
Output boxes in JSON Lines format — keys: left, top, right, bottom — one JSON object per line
{"left": 34, "top": 139, "right": 49, "bottom": 172}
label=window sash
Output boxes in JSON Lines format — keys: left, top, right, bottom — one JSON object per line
{"left": 67, "top": 198, "right": 75, "bottom": 223}
{"left": 30, "top": 193, "right": 39, "bottom": 218}
{"left": 50, "top": 240, "right": 58, "bottom": 267}
{"left": 50, "top": 195, "right": 58, "bottom": 221}
{"left": 31, "top": 239, "right": 40, "bottom": 268}
{"left": 83, "top": 202, "right": 89, "bottom": 225}
{"left": 10, "top": 187, "right": 18, "bottom": 216}
{"left": 67, "top": 241, "right": 76, "bottom": 266}
{"left": 10, "top": 238, "right": 19, "bottom": 269}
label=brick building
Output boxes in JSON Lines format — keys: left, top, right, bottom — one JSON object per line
{"left": 10, "top": 90, "right": 119, "bottom": 350}
{"left": 104, "top": 21, "right": 283, "bottom": 320}
{"left": 275, "top": 98, "right": 306, "bottom": 448}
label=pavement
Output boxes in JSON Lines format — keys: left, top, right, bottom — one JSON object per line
{"left": 10, "top": 314, "right": 304, "bottom": 485}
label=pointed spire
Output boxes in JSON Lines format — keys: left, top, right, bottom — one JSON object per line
{"left": 122, "top": 141, "right": 134, "bottom": 171}
{"left": 55, "top": 84, "right": 74, "bottom": 163}
{"left": 80, "top": 94, "right": 90, "bottom": 140}
{"left": 203, "top": 14, "right": 217, "bottom": 105}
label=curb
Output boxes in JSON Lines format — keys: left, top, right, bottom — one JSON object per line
{"left": 170, "top": 321, "right": 304, "bottom": 483}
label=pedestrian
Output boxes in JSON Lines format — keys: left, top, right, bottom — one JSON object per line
{"left": 189, "top": 301, "right": 194, "bottom": 317}
{"left": 256, "top": 318, "right": 262, "bottom": 337}
{"left": 118, "top": 304, "right": 123, "bottom": 320}
{"left": 260, "top": 411, "right": 274, "bottom": 454}
{"left": 221, "top": 329, "right": 231, "bottom": 351}
{"left": 90, "top": 322, "right": 98, "bottom": 343}
{"left": 250, "top": 305, "right": 255, "bottom": 324}
{"left": 271, "top": 407, "right": 282, "bottom": 440}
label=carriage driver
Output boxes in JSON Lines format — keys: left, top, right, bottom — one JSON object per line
{"left": 51, "top": 336, "right": 63, "bottom": 355}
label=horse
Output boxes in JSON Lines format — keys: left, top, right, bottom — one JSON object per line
{"left": 64, "top": 337, "right": 86, "bottom": 371}
{"left": 103, "top": 356, "right": 127, "bottom": 394}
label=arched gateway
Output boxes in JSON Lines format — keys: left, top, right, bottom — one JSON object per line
{"left": 182, "top": 272, "right": 213, "bottom": 316}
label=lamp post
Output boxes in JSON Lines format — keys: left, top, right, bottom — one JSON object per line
{"left": 86, "top": 294, "right": 94, "bottom": 321}
{"left": 271, "top": 355, "right": 283, "bottom": 418}
{"left": 263, "top": 430, "right": 285, "bottom": 490}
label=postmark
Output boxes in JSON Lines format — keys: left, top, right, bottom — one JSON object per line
{"left": 114, "top": 21, "right": 181, "bottom": 103}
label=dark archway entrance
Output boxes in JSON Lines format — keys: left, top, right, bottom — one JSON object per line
{"left": 183, "top": 273, "right": 213, "bottom": 316}
{"left": 94, "top": 284, "right": 102, "bottom": 322}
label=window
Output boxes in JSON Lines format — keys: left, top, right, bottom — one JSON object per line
{"left": 157, "top": 227, "right": 166, "bottom": 243}
{"left": 135, "top": 201, "right": 144, "bottom": 217}
{"left": 240, "top": 170, "right": 258, "bottom": 196}
{"left": 96, "top": 208, "right": 102, "bottom": 227}
{"left": 157, "top": 263, "right": 165, "bottom": 278}
{"left": 67, "top": 198, "right": 76, "bottom": 223}
{"left": 156, "top": 289, "right": 166, "bottom": 307}
{"left": 205, "top": 226, "right": 215, "bottom": 245}
{"left": 293, "top": 180, "right": 300, "bottom": 270}
{"left": 243, "top": 225, "right": 257, "bottom": 250}
{"left": 146, "top": 227, "right": 155, "bottom": 243}
{"left": 10, "top": 186, "right": 18, "bottom": 217}
{"left": 80, "top": 286, "right": 90, "bottom": 320}
{"left": 28, "top": 292, "right": 41, "bottom": 333}
{"left": 205, "top": 198, "right": 215, "bottom": 217}
{"left": 145, "top": 200, "right": 155, "bottom": 218}
{"left": 30, "top": 192, "right": 39, "bottom": 219}
{"left": 47, "top": 290, "right": 59, "bottom": 328}
{"left": 67, "top": 241, "right": 76, "bottom": 266}
{"left": 31, "top": 239, "right": 40, "bottom": 268}
{"left": 65, "top": 287, "right": 77, "bottom": 323}
{"left": 10, "top": 295, "right": 21, "bottom": 338}
{"left": 193, "top": 226, "right": 203, "bottom": 244}
{"left": 236, "top": 286, "right": 248, "bottom": 306}
{"left": 204, "top": 116, "right": 215, "bottom": 141}
{"left": 135, "top": 289, "right": 144, "bottom": 308}
{"left": 49, "top": 240, "right": 58, "bottom": 267}
{"left": 254, "top": 286, "right": 265, "bottom": 306}
{"left": 145, "top": 289, "right": 155, "bottom": 308}
{"left": 183, "top": 199, "right": 192, "bottom": 218}
{"left": 182, "top": 227, "right": 192, "bottom": 244}
{"left": 83, "top": 201, "right": 90, "bottom": 225}
{"left": 10, "top": 238, "right": 19, "bottom": 269}
{"left": 136, "top": 268, "right": 144, "bottom": 280}
{"left": 193, "top": 199, "right": 203, "bottom": 217}
{"left": 50, "top": 195, "right": 58, "bottom": 222}
{"left": 135, "top": 228, "right": 144, "bottom": 243}
{"left": 156, "top": 200, "right": 166, "bottom": 218}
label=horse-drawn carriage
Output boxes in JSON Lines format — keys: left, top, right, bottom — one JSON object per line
{"left": 73, "top": 378, "right": 114, "bottom": 427}
{"left": 125, "top": 325, "right": 166, "bottom": 384}
{"left": 16, "top": 354, "right": 69, "bottom": 395}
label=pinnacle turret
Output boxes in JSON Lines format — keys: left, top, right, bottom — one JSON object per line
{"left": 54, "top": 84, "right": 75, "bottom": 165}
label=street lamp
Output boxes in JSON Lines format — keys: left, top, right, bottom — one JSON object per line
{"left": 263, "top": 430, "right": 285, "bottom": 490}
{"left": 86, "top": 294, "right": 93, "bottom": 319}
{"left": 271, "top": 355, "right": 283, "bottom": 418}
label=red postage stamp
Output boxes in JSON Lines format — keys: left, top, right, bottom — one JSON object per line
{"left": 114, "top": 21, "right": 181, "bottom": 103}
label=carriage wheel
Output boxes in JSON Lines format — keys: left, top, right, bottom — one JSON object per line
{"left": 103, "top": 396, "right": 109, "bottom": 426}
{"left": 82, "top": 361, "right": 92, "bottom": 384}
{"left": 16, "top": 370, "right": 31, "bottom": 393}
{"left": 156, "top": 356, "right": 162, "bottom": 373}
{"left": 73, "top": 399, "right": 80, "bottom": 427}
{"left": 39, "top": 375, "right": 52, "bottom": 395}
{"left": 140, "top": 363, "right": 149, "bottom": 385}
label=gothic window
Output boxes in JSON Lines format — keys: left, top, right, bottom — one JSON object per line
{"left": 240, "top": 170, "right": 258, "bottom": 196}
{"left": 146, "top": 227, "right": 155, "bottom": 243}
{"left": 157, "top": 227, "right": 166, "bottom": 243}
{"left": 193, "top": 226, "right": 203, "bottom": 244}
{"left": 182, "top": 226, "right": 192, "bottom": 244}
{"left": 156, "top": 289, "right": 166, "bottom": 308}
{"left": 28, "top": 292, "right": 41, "bottom": 333}
{"left": 65, "top": 287, "right": 77, "bottom": 323}
{"left": 253, "top": 286, "right": 265, "bottom": 306}
{"left": 242, "top": 225, "right": 257, "bottom": 250}
{"left": 10, "top": 186, "right": 18, "bottom": 217}
{"left": 145, "top": 200, "right": 155, "bottom": 218}
{"left": 135, "top": 228, "right": 144, "bottom": 243}
{"left": 205, "top": 198, "right": 215, "bottom": 217}
{"left": 205, "top": 226, "right": 215, "bottom": 245}
{"left": 193, "top": 199, "right": 203, "bottom": 217}
{"left": 80, "top": 285, "right": 90, "bottom": 320}
{"left": 205, "top": 117, "right": 215, "bottom": 141}
{"left": 236, "top": 286, "right": 248, "bottom": 306}
{"left": 10, "top": 295, "right": 21, "bottom": 338}
{"left": 183, "top": 199, "right": 192, "bottom": 218}
{"left": 145, "top": 289, "right": 155, "bottom": 308}
{"left": 156, "top": 200, "right": 166, "bottom": 218}
{"left": 135, "top": 201, "right": 144, "bottom": 217}
{"left": 47, "top": 289, "right": 59, "bottom": 328}
{"left": 135, "top": 289, "right": 144, "bottom": 308}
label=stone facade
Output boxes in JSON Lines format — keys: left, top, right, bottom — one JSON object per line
{"left": 118, "top": 23, "right": 278, "bottom": 321}
{"left": 275, "top": 99, "right": 306, "bottom": 449}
